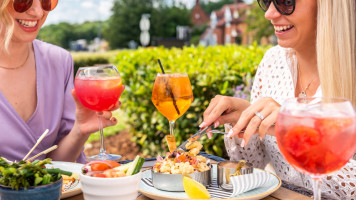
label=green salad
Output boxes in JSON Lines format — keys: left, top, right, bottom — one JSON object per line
{"left": 0, "top": 157, "right": 72, "bottom": 190}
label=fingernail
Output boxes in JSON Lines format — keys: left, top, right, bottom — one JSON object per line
{"left": 227, "top": 129, "right": 234, "bottom": 137}
{"left": 240, "top": 139, "right": 245, "bottom": 148}
{"left": 207, "top": 133, "right": 212, "bottom": 139}
{"left": 199, "top": 122, "right": 207, "bottom": 128}
{"left": 214, "top": 121, "right": 220, "bottom": 128}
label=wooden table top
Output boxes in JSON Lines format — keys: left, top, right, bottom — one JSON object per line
{"left": 64, "top": 159, "right": 312, "bottom": 200}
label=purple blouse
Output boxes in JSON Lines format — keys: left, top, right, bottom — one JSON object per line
{"left": 0, "top": 40, "right": 86, "bottom": 163}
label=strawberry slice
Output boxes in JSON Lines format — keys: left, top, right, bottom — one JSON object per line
{"left": 284, "top": 126, "right": 321, "bottom": 157}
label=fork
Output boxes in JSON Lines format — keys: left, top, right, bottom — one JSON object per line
{"left": 205, "top": 129, "right": 246, "bottom": 135}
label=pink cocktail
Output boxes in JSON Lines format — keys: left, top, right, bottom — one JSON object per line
{"left": 276, "top": 97, "right": 356, "bottom": 200}
{"left": 75, "top": 77, "right": 123, "bottom": 111}
{"left": 75, "top": 65, "right": 124, "bottom": 161}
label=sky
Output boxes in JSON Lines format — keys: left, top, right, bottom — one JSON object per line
{"left": 45, "top": 0, "right": 253, "bottom": 26}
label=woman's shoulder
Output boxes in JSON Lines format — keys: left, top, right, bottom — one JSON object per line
{"left": 259, "top": 45, "right": 294, "bottom": 68}
{"left": 263, "top": 45, "right": 291, "bottom": 60}
{"left": 33, "top": 39, "right": 72, "bottom": 61}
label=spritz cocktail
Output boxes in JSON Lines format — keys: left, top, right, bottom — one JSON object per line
{"left": 276, "top": 97, "right": 356, "bottom": 200}
{"left": 75, "top": 65, "right": 124, "bottom": 161}
{"left": 152, "top": 73, "right": 193, "bottom": 152}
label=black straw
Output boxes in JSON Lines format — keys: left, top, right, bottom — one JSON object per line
{"left": 158, "top": 59, "right": 165, "bottom": 74}
{"left": 157, "top": 59, "right": 180, "bottom": 115}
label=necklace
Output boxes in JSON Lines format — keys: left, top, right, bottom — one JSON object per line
{"left": 298, "top": 67, "right": 317, "bottom": 98}
{"left": 0, "top": 46, "right": 31, "bottom": 70}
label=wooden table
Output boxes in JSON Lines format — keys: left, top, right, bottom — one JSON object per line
{"left": 64, "top": 160, "right": 311, "bottom": 200}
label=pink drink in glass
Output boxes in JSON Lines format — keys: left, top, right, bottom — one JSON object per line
{"left": 75, "top": 77, "right": 123, "bottom": 111}
{"left": 276, "top": 112, "right": 356, "bottom": 178}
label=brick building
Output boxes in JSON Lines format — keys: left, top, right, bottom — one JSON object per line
{"left": 193, "top": 0, "right": 252, "bottom": 46}
{"left": 191, "top": 0, "right": 210, "bottom": 27}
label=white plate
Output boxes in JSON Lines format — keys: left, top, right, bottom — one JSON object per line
{"left": 46, "top": 161, "right": 83, "bottom": 199}
{"left": 139, "top": 164, "right": 281, "bottom": 200}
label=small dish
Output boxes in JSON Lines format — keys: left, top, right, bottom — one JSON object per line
{"left": 45, "top": 161, "right": 83, "bottom": 199}
{"left": 80, "top": 171, "right": 142, "bottom": 200}
{"left": 151, "top": 166, "right": 212, "bottom": 192}
{"left": 0, "top": 178, "right": 62, "bottom": 200}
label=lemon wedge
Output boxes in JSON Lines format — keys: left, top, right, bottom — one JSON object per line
{"left": 183, "top": 176, "right": 210, "bottom": 199}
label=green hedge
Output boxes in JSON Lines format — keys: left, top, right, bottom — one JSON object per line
{"left": 112, "top": 44, "right": 268, "bottom": 158}
{"left": 72, "top": 51, "right": 120, "bottom": 73}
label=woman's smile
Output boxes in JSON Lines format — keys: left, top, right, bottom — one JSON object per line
{"left": 15, "top": 19, "right": 39, "bottom": 32}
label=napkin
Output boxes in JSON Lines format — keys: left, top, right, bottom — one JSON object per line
{"left": 230, "top": 171, "right": 271, "bottom": 197}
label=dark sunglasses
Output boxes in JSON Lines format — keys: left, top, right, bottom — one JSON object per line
{"left": 257, "top": 0, "right": 295, "bottom": 15}
{"left": 13, "top": 0, "right": 58, "bottom": 13}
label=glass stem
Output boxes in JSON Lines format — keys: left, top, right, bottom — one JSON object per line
{"left": 98, "top": 113, "right": 106, "bottom": 155}
{"left": 312, "top": 178, "right": 322, "bottom": 200}
{"left": 169, "top": 121, "right": 175, "bottom": 135}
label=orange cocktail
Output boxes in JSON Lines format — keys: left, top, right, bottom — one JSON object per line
{"left": 152, "top": 73, "right": 193, "bottom": 152}
{"left": 152, "top": 74, "right": 193, "bottom": 121}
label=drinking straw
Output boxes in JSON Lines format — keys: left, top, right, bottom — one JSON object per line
{"left": 26, "top": 145, "right": 58, "bottom": 161}
{"left": 23, "top": 129, "right": 50, "bottom": 160}
{"left": 157, "top": 59, "right": 180, "bottom": 115}
{"left": 158, "top": 59, "right": 165, "bottom": 74}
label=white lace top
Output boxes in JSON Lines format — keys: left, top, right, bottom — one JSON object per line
{"left": 224, "top": 46, "right": 356, "bottom": 200}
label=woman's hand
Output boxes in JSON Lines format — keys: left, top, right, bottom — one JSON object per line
{"left": 199, "top": 95, "right": 250, "bottom": 137}
{"left": 228, "top": 97, "right": 280, "bottom": 147}
{"left": 71, "top": 86, "right": 124, "bottom": 136}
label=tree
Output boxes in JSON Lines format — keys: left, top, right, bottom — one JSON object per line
{"left": 150, "top": 5, "right": 191, "bottom": 38}
{"left": 38, "top": 21, "right": 104, "bottom": 49}
{"left": 103, "top": 0, "right": 155, "bottom": 49}
{"left": 103, "top": 0, "right": 191, "bottom": 49}
{"left": 246, "top": 1, "right": 274, "bottom": 43}
{"left": 200, "top": 0, "right": 235, "bottom": 14}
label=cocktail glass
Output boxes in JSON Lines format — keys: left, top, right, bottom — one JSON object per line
{"left": 276, "top": 97, "right": 356, "bottom": 200}
{"left": 75, "top": 65, "right": 124, "bottom": 161}
{"left": 151, "top": 73, "right": 193, "bottom": 152}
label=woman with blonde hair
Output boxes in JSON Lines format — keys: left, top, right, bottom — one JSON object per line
{"left": 0, "top": 0, "right": 123, "bottom": 163}
{"left": 200, "top": 0, "right": 356, "bottom": 199}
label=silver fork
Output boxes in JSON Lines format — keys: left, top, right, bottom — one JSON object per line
{"left": 205, "top": 129, "right": 247, "bottom": 135}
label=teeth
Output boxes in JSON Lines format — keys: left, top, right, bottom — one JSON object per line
{"left": 17, "top": 19, "right": 37, "bottom": 28}
{"left": 274, "top": 25, "right": 294, "bottom": 32}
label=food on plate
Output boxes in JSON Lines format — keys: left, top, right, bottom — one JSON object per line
{"left": 82, "top": 155, "right": 145, "bottom": 178}
{"left": 0, "top": 157, "right": 71, "bottom": 190}
{"left": 183, "top": 175, "right": 210, "bottom": 199}
{"left": 61, "top": 173, "right": 79, "bottom": 192}
{"left": 153, "top": 141, "right": 210, "bottom": 174}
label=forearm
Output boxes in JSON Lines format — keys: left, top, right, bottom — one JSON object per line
{"left": 48, "top": 123, "right": 89, "bottom": 162}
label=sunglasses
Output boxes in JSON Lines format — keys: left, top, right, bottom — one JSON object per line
{"left": 13, "top": 0, "right": 58, "bottom": 13}
{"left": 257, "top": 0, "right": 295, "bottom": 15}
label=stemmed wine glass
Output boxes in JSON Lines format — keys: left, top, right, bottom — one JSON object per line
{"left": 151, "top": 73, "right": 193, "bottom": 152}
{"left": 75, "top": 65, "right": 124, "bottom": 161}
{"left": 276, "top": 97, "right": 356, "bottom": 200}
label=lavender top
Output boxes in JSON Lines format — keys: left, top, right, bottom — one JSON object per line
{"left": 0, "top": 40, "right": 86, "bottom": 163}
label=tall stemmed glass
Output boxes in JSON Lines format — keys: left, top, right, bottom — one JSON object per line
{"left": 75, "top": 65, "right": 124, "bottom": 161}
{"left": 151, "top": 73, "right": 193, "bottom": 152}
{"left": 276, "top": 97, "right": 356, "bottom": 200}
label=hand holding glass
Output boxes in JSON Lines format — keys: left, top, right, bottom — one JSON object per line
{"left": 75, "top": 65, "right": 124, "bottom": 161}
{"left": 276, "top": 97, "right": 356, "bottom": 200}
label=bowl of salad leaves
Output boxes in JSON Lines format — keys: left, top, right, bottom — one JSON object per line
{"left": 0, "top": 157, "right": 72, "bottom": 200}
{"left": 80, "top": 155, "right": 145, "bottom": 200}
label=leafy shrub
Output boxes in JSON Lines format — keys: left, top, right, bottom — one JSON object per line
{"left": 72, "top": 51, "right": 120, "bottom": 73}
{"left": 113, "top": 44, "right": 268, "bottom": 157}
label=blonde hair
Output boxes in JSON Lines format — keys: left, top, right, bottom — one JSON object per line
{"left": 317, "top": 0, "right": 356, "bottom": 107}
{"left": 0, "top": 0, "right": 14, "bottom": 52}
